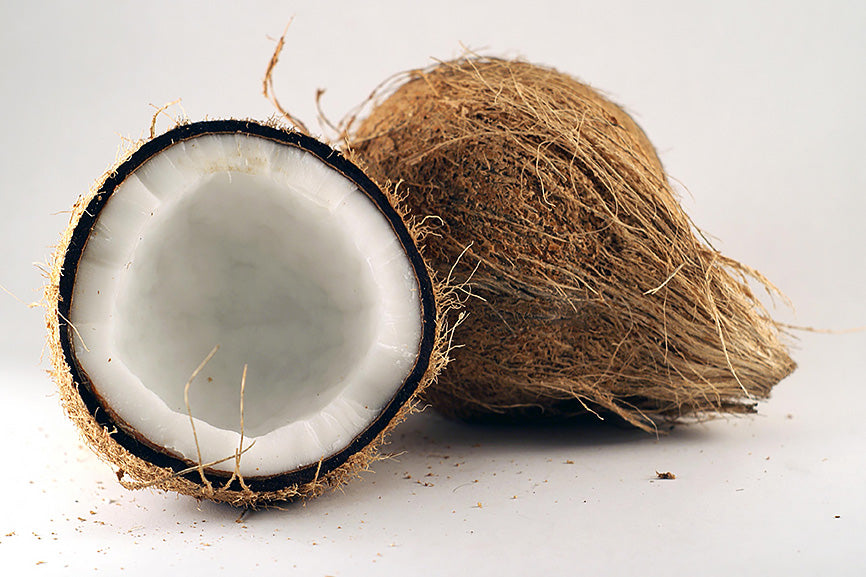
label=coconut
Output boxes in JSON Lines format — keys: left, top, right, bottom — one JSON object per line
{"left": 347, "top": 57, "right": 795, "bottom": 431}
{"left": 45, "top": 119, "right": 446, "bottom": 506}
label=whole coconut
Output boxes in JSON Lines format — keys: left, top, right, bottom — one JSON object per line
{"left": 348, "top": 57, "right": 795, "bottom": 431}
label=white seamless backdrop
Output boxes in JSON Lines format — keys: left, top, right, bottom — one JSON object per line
{"left": 1, "top": 2, "right": 864, "bottom": 576}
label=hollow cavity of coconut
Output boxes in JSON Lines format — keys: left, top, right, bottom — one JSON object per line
{"left": 349, "top": 58, "right": 795, "bottom": 430}
{"left": 46, "top": 119, "right": 438, "bottom": 506}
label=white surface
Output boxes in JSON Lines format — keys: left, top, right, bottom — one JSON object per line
{"left": 1, "top": 1, "right": 865, "bottom": 575}
{"left": 71, "top": 132, "right": 422, "bottom": 475}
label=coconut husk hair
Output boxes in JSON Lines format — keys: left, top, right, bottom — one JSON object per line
{"left": 44, "top": 118, "right": 456, "bottom": 507}
{"left": 346, "top": 57, "right": 795, "bottom": 431}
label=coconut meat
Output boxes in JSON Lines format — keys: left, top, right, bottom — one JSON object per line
{"left": 69, "top": 133, "right": 422, "bottom": 476}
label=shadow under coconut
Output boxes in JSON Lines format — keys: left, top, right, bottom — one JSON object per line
{"left": 385, "top": 407, "right": 716, "bottom": 456}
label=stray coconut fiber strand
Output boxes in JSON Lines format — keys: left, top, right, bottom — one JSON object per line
{"left": 347, "top": 57, "right": 796, "bottom": 431}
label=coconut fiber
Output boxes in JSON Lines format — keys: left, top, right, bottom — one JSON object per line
{"left": 347, "top": 57, "right": 795, "bottom": 431}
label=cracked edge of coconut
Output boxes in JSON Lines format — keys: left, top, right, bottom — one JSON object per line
{"left": 44, "top": 118, "right": 454, "bottom": 508}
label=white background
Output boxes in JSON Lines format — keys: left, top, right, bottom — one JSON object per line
{"left": 2, "top": 1, "right": 865, "bottom": 575}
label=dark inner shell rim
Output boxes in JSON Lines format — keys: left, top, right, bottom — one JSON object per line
{"left": 57, "top": 119, "right": 436, "bottom": 494}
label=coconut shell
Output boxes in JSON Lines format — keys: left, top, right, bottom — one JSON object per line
{"left": 347, "top": 57, "right": 795, "bottom": 431}
{"left": 45, "top": 118, "right": 453, "bottom": 507}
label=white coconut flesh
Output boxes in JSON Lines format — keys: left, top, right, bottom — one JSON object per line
{"left": 69, "top": 132, "right": 423, "bottom": 477}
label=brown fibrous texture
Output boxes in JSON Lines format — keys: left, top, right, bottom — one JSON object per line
{"left": 44, "top": 118, "right": 454, "bottom": 507}
{"left": 347, "top": 57, "right": 796, "bottom": 431}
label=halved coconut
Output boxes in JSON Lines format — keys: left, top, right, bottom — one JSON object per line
{"left": 46, "top": 119, "right": 438, "bottom": 506}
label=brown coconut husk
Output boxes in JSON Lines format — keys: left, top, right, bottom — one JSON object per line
{"left": 44, "top": 117, "right": 456, "bottom": 507}
{"left": 346, "top": 57, "right": 795, "bottom": 432}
